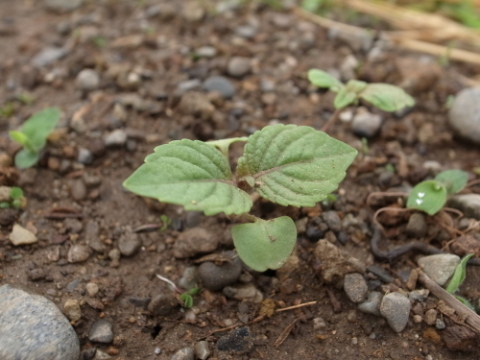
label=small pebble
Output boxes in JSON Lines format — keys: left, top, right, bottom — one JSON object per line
{"left": 9, "top": 224, "right": 37, "bottom": 246}
{"left": 196, "top": 46, "right": 217, "bottom": 58}
{"left": 448, "top": 87, "right": 480, "bottom": 145}
{"left": 408, "top": 289, "right": 429, "bottom": 302}
{"left": 63, "top": 299, "right": 82, "bottom": 322}
{"left": 358, "top": 291, "right": 383, "bottom": 316}
{"left": 147, "top": 293, "right": 178, "bottom": 316}
{"left": 351, "top": 109, "right": 382, "bottom": 138}
{"left": 435, "top": 318, "right": 446, "bottom": 330}
{"left": 223, "top": 283, "right": 263, "bottom": 303}
{"left": 417, "top": 254, "right": 460, "bottom": 286}
{"left": 227, "top": 57, "right": 251, "bottom": 78}
{"left": 88, "top": 320, "right": 113, "bottom": 344}
{"left": 380, "top": 292, "right": 411, "bottom": 332}
{"left": 321, "top": 211, "right": 342, "bottom": 232}
{"left": 198, "top": 251, "right": 242, "bottom": 291}
{"left": 173, "top": 228, "right": 218, "bottom": 258}
{"left": 45, "top": 0, "right": 82, "bottom": 12}
{"left": 344, "top": 273, "right": 368, "bottom": 303}
{"left": 194, "top": 341, "right": 210, "bottom": 360}
{"left": 202, "top": 76, "right": 235, "bottom": 98}
{"left": 413, "top": 315, "right": 423, "bottom": 324}
{"left": 67, "top": 244, "right": 92, "bottom": 263}
{"left": 70, "top": 179, "right": 87, "bottom": 201}
{"left": 448, "top": 194, "right": 480, "bottom": 220}
{"left": 424, "top": 309, "right": 438, "bottom": 325}
{"left": 405, "top": 213, "right": 427, "bottom": 238}
{"left": 31, "top": 47, "right": 68, "bottom": 67}
{"left": 216, "top": 327, "right": 254, "bottom": 353}
{"left": 118, "top": 230, "right": 142, "bottom": 257}
{"left": 76, "top": 69, "right": 100, "bottom": 91}
{"left": 170, "top": 347, "right": 194, "bottom": 360}
{"left": 86, "top": 283, "right": 99, "bottom": 297}
{"left": 77, "top": 148, "right": 93, "bottom": 164}
{"left": 104, "top": 129, "right": 127, "bottom": 147}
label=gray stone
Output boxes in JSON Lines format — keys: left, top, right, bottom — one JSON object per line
{"left": 217, "top": 327, "right": 253, "bottom": 353}
{"left": 448, "top": 87, "right": 480, "bottom": 145}
{"left": 177, "top": 92, "right": 214, "bottom": 120}
{"left": 173, "top": 228, "right": 218, "bottom": 258}
{"left": 196, "top": 46, "right": 217, "bottom": 58}
{"left": 405, "top": 212, "right": 427, "bottom": 238}
{"left": 67, "top": 244, "right": 92, "bottom": 263}
{"left": 63, "top": 299, "right": 81, "bottom": 322}
{"left": 227, "top": 57, "right": 251, "bottom": 78}
{"left": 177, "top": 79, "right": 201, "bottom": 93}
{"left": 118, "top": 230, "right": 142, "bottom": 257}
{"left": 343, "top": 273, "right": 368, "bottom": 303}
{"left": 202, "top": 76, "right": 235, "bottom": 98}
{"left": 380, "top": 292, "right": 411, "bottom": 332}
{"left": 171, "top": 347, "right": 194, "bottom": 360}
{"left": 77, "top": 147, "right": 93, "bottom": 164}
{"left": 104, "top": 129, "right": 127, "bottom": 147}
{"left": 223, "top": 283, "right": 263, "bottom": 303}
{"left": 194, "top": 341, "right": 211, "bottom": 360}
{"left": 31, "top": 47, "right": 68, "bottom": 67}
{"left": 70, "top": 179, "right": 87, "bottom": 201}
{"left": 321, "top": 210, "right": 342, "bottom": 232}
{"left": 148, "top": 293, "right": 178, "bottom": 316}
{"left": 351, "top": 110, "right": 382, "bottom": 138}
{"left": 198, "top": 251, "right": 242, "bottom": 291}
{"left": 235, "top": 25, "right": 257, "bottom": 39}
{"left": 85, "top": 220, "right": 105, "bottom": 253}
{"left": 417, "top": 254, "right": 460, "bottom": 286}
{"left": 76, "top": 69, "right": 100, "bottom": 91}
{"left": 45, "top": 0, "right": 82, "bottom": 12}
{"left": 9, "top": 224, "right": 37, "bottom": 246}
{"left": 448, "top": 194, "right": 480, "bottom": 220}
{"left": 0, "top": 284, "right": 79, "bottom": 360}
{"left": 358, "top": 291, "right": 383, "bottom": 316}
{"left": 424, "top": 309, "right": 437, "bottom": 325}
{"left": 408, "top": 289, "right": 429, "bottom": 302}
{"left": 88, "top": 320, "right": 113, "bottom": 344}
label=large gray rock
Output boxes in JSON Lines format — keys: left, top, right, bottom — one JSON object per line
{"left": 448, "top": 87, "right": 480, "bottom": 145}
{"left": 0, "top": 284, "right": 80, "bottom": 360}
{"left": 380, "top": 292, "right": 411, "bottom": 332}
{"left": 418, "top": 253, "right": 460, "bottom": 286}
{"left": 448, "top": 194, "right": 480, "bottom": 220}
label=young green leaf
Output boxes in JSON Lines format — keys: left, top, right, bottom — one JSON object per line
{"left": 123, "top": 139, "right": 253, "bottom": 216}
{"left": 0, "top": 202, "right": 10, "bottom": 209}
{"left": 232, "top": 216, "right": 297, "bottom": 272}
{"left": 406, "top": 180, "right": 447, "bottom": 215}
{"left": 10, "top": 187, "right": 23, "bottom": 200}
{"left": 445, "top": 253, "right": 473, "bottom": 294}
{"left": 21, "top": 107, "right": 60, "bottom": 151}
{"left": 334, "top": 88, "right": 357, "bottom": 109}
{"left": 455, "top": 295, "right": 475, "bottom": 310}
{"left": 186, "top": 287, "right": 200, "bottom": 296}
{"left": 9, "top": 131, "right": 30, "bottom": 147}
{"left": 14, "top": 149, "right": 40, "bottom": 169}
{"left": 206, "top": 137, "right": 248, "bottom": 157}
{"left": 435, "top": 169, "right": 468, "bottom": 195}
{"left": 359, "top": 83, "right": 415, "bottom": 112}
{"left": 180, "top": 293, "right": 194, "bottom": 308}
{"left": 308, "top": 69, "right": 344, "bottom": 92}
{"left": 236, "top": 124, "right": 357, "bottom": 207}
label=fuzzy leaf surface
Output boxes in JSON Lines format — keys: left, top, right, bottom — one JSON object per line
{"left": 334, "top": 88, "right": 357, "bottom": 109}
{"left": 123, "top": 139, "right": 252, "bottom": 215}
{"left": 435, "top": 169, "right": 468, "bottom": 195}
{"left": 237, "top": 124, "right": 357, "bottom": 207}
{"left": 15, "top": 149, "right": 40, "bottom": 169}
{"left": 446, "top": 253, "right": 473, "bottom": 294}
{"left": 232, "top": 216, "right": 296, "bottom": 272}
{"left": 308, "top": 69, "right": 344, "bottom": 92}
{"left": 360, "top": 84, "right": 415, "bottom": 112}
{"left": 21, "top": 107, "right": 60, "bottom": 151}
{"left": 406, "top": 180, "right": 447, "bottom": 215}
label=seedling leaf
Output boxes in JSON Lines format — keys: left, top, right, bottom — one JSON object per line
{"left": 180, "top": 293, "right": 194, "bottom": 308}
{"left": 455, "top": 295, "right": 475, "bottom": 310}
{"left": 237, "top": 124, "right": 357, "bottom": 207}
{"left": 406, "top": 180, "right": 447, "bottom": 215}
{"left": 232, "top": 216, "right": 296, "bottom": 272}
{"left": 334, "top": 87, "right": 357, "bottom": 109}
{"left": 446, "top": 253, "right": 473, "bottom": 294}
{"left": 360, "top": 84, "right": 415, "bottom": 112}
{"left": 10, "top": 187, "right": 23, "bottom": 200}
{"left": 435, "top": 169, "right": 468, "bottom": 195}
{"left": 21, "top": 107, "right": 60, "bottom": 151}
{"left": 123, "top": 139, "right": 253, "bottom": 216}
{"left": 308, "top": 69, "right": 344, "bottom": 92}
{"left": 15, "top": 149, "right": 40, "bottom": 169}
{"left": 9, "top": 131, "right": 30, "bottom": 147}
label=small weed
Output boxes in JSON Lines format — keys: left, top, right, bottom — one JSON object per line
{"left": 9, "top": 107, "right": 60, "bottom": 169}
{"left": 445, "top": 253, "right": 475, "bottom": 309}
{"left": 0, "top": 187, "right": 26, "bottom": 209}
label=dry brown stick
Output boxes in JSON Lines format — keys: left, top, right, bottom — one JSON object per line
{"left": 274, "top": 319, "right": 299, "bottom": 348}
{"left": 417, "top": 270, "right": 480, "bottom": 334}
{"left": 275, "top": 301, "right": 317, "bottom": 312}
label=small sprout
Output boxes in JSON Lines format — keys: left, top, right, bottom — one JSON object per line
{"left": 0, "top": 187, "right": 26, "bottom": 209}
{"left": 159, "top": 214, "right": 172, "bottom": 231}
{"left": 406, "top": 169, "right": 468, "bottom": 215}
{"left": 125, "top": 124, "right": 357, "bottom": 271}
{"left": 9, "top": 107, "right": 61, "bottom": 169}
{"left": 445, "top": 254, "right": 475, "bottom": 310}
{"left": 156, "top": 274, "right": 199, "bottom": 308}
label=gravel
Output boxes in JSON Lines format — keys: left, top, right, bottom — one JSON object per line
{"left": 194, "top": 341, "right": 211, "bottom": 360}
{"left": 227, "top": 57, "right": 251, "bottom": 78}
{"left": 147, "top": 293, "right": 179, "bottom": 316}
{"left": 216, "top": 327, "right": 254, "bottom": 353}
{"left": 198, "top": 251, "right": 242, "bottom": 291}
{"left": 202, "top": 76, "right": 235, "bottom": 98}
{"left": 380, "top": 292, "right": 411, "bottom": 332}
{"left": 104, "top": 129, "right": 127, "bottom": 147}
{"left": 8, "top": 224, "right": 37, "bottom": 246}
{"left": 343, "top": 273, "right": 368, "bottom": 303}
{"left": 417, "top": 254, "right": 460, "bottom": 286}
{"left": 448, "top": 87, "right": 480, "bottom": 145}
{"left": 67, "top": 244, "right": 92, "bottom": 263}
{"left": 171, "top": 347, "right": 194, "bottom": 360}
{"left": 0, "top": 284, "right": 79, "bottom": 360}
{"left": 31, "top": 47, "right": 68, "bottom": 67}
{"left": 358, "top": 291, "right": 383, "bottom": 316}
{"left": 63, "top": 299, "right": 82, "bottom": 322}
{"left": 88, "top": 320, "right": 113, "bottom": 344}
{"left": 76, "top": 69, "right": 100, "bottom": 91}
{"left": 118, "top": 230, "right": 142, "bottom": 257}
{"left": 351, "top": 110, "right": 382, "bottom": 138}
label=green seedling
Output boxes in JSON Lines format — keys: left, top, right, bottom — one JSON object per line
{"left": 0, "top": 187, "right": 26, "bottom": 209}
{"left": 407, "top": 169, "right": 468, "bottom": 215}
{"left": 9, "top": 107, "right": 60, "bottom": 169}
{"left": 308, "top": 69, "right": 415, "bottom": 131}
{"left": 124, "top": 124, "right": 357, "bottom": 271}
{"left": 159, "top": 214, "right": 172, "bottom": 231}
{"left": 445, "top": 253, "right": 474, "bottom": 310}
{"left": 156, "top": 274, "right": 199, "bottom": 309}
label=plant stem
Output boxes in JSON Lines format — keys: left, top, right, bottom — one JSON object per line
{"left": 321, "top": 108, "right": 342, "bottom": 133}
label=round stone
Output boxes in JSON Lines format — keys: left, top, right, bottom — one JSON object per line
{"left": 448, "top": 87, "right": 480, "bottom": 145}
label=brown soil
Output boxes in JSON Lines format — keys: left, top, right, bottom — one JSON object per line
{"left": 1, "top": 1, "right": 480, "bottom": 360}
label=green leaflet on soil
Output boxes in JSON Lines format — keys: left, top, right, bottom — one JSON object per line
{"left": 19, "top": 107, "right": 60, "bottom": 151}
{"left": 123, "top": 139, "right": 253, "bottom": 216}
{"left": 446, "top": 253, "right": 473, "bottom": 294}
{"left": 232, "top": 216, "right": 296, "bottom": 272}
{"left": 334, "top": 87, "right": 357, "bottom": 109}
{"left": 435, "top": 169, "right": 468, "bottom": 195}
{"left": 359, "top": 83, "right": 415, "bottom": 112}
{"left": 406, "top": 180, "right": 448, "bottom": 215}
{"left": 236, "top": 124, "right": 357, "bottom": 207}
{"left": 14, "top": 149, "right": 40, "bottom": 169}
{"left": 308, "top": 69, "right": 344, "bottom": 92}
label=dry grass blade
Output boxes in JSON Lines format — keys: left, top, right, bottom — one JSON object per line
{"left": 274, "top": 319, "right": 299, "bottom": 348}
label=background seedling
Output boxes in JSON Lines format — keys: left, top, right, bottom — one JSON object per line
{"left": 407, "top": 169, "right": 469, "bottom": 215}
{"left": 156, "top": 274, "right": 199, "bottom": 309}
{"left": 308, "top": 69, "right": 415, "bottom": 132}
{"left": 0, "top": 187, "right": 26, "bottom": 209}
{"left": 125, "top": 124, "right": 357, "bottom": 272}
{"left": 9, "top": 107, "right": 60, "bottom": 169}
{"left": 445, "top": 253, "right": 475, "bottom": 309}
